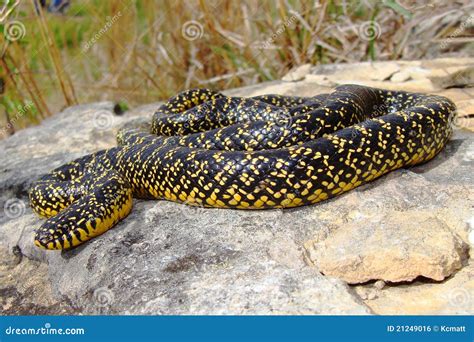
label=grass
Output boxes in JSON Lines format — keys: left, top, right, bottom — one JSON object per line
{"left": 0, "top": 0, "right": 473, "bottom": 136}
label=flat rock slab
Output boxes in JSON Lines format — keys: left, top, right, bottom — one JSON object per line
{"left": 305, "top": 214, "right": 469, "bottom": 284}
{"left": 0, "top": 58, "right": 473, "bottom": 315}
{"left": 43, "top": 202, "right": 370, "bottom": 314}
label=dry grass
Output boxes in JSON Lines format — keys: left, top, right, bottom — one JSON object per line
{"left": 0, "top": 0, "right": 473, "bottom": 136}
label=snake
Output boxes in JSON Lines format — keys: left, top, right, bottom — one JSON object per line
{"left": 29, "top": 84, "right": 456, "bottom": 250}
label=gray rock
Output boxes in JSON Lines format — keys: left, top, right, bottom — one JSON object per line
{"left": 0, "top": 246, "right": 77, "bottom": 315}
{"left": 44, "top": 201, "right": 370, "bottom": 314}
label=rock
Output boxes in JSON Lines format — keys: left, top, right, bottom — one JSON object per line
{"left": 453, "top": 99, "right": 474, "bottom": 131}
{"left": 0, "top": 246, "right": 76, "bottom": 315}
{"left": 374, "top": 280, "right": 386, "bottom": 290}
{"left": 304, "top": 74, "right": 337, "bottom": 87}
{"left": 282, "top": 64, "right": 312, "bottom": 82}
{"left": 304, "top": 127, "right": 473, "bottom": 285}
{"left": 401, "top": 66, "right": 431, "bottom": 80}
{"left": 369, "top": 62, "right": 400, "bottom": 81}
{"left": 429, "top": 65, "right": 474, "bottom": 89}
{"left": 305, "top": 213, "right": 469, "bottom": 284}
{"left": 0, "top": 58, "right": 473, "bottom": 315}
{"left": 469, "top": 218, "right": 474, "bottom": 247}
{"left": 367, "top": 292, "right": 377, "bottom": 300}
{"left": 315, "top": 62, "right": 437, "bottom": 92}
{"left": 309, "top": 61, "right": 400, "bottom": 84}
{"left": 42, "top": 201, "right": 370, "bottom": 315}
{"left": 354, "top": 262, "right": 474, "bottom": 315}
{"left": 390, "top": 70, "right": 412, "bottom": 83}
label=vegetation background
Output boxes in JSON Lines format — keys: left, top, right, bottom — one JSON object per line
{"left": 0, "top": 0, "right": 472, "bottom": 137}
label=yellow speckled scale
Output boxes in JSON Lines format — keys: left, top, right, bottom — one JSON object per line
{"left": 29, "top": 85, "right": 456, "bottom": 249}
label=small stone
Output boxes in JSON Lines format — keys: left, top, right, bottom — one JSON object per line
{"left": 374, "top": 280, "right": 386, "bottom": 290}
{"left": 367, "top": 291, "right": 378, "bottom": 300}
{"left": 369, "top": 62, "right": 400, "bottom": 81}
{"left": 358, "top": 291, "right": 368, "bottom": 300}
{"left": 390, "top": 70, "right": 412, "bottom": 82}
{"left": 282, "top": 64, "right": 312, "bottom": 82}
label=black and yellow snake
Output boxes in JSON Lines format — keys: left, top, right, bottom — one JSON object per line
{"left": 29, "top": 85, "right": 456, "bottom": 250}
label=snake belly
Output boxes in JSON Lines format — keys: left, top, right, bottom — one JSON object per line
{"left": 29, "top": 84, "right": 456, "bottom": 250}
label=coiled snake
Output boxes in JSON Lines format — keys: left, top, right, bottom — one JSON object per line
{"left": 29, "top": 85, "right": 456, "bottom": 250}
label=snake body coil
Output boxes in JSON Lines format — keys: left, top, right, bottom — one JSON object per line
{"left": 29, "top": 85, "right": 456, "bottom": 250}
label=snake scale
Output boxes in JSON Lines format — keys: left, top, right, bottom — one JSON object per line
{"left": 29, "top": 84, "right": 456, "bottom": 250}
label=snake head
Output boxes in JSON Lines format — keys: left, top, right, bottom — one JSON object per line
{"left": 33, "top": 171, "right": 134, "bottom": 250}
{"left": 34, "top": 222, "right": 66, "bottom": 250}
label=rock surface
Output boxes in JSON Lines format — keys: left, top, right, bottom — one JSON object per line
{"left": 0, "top": 58, "right": 473, "bottom": 315}
{"left": 353, "top": 261, "right": 474, "bottom": 315}
{"left": 305, "top": 212, "right": 469, "bottom": 284}
{"left": 0, "top": 246, "right": 77, "bottom": 314}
